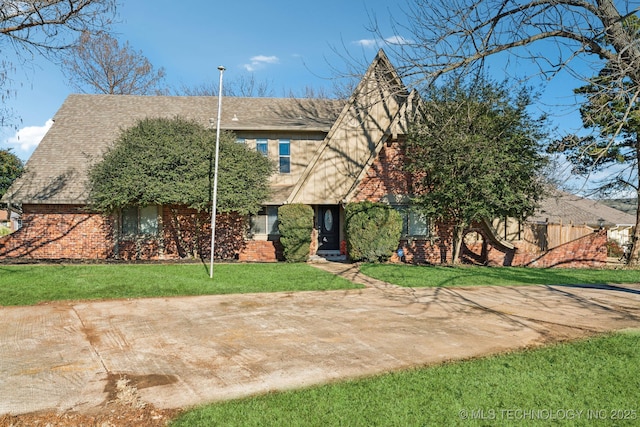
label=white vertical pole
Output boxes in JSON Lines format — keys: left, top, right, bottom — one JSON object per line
{"left": 210, "top": 65, "right": 225, "bottom": 279}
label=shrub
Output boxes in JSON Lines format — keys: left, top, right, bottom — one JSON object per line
{"left": 278, "top": 204, "right": 314, "bottom": 262}
{"left": 345, "top": 201, "right": 402, "bottom": 262}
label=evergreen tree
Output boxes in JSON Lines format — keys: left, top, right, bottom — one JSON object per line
{"left": 405, "top": 78, "right": 548, "bottom": 263}
{"left": 89, "top": 117, "right": 273, "bottom": 214}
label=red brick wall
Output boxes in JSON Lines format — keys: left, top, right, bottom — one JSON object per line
{"left": 114, "top": 207, "right": 249, "bottom": 261}
{"left": 351, "top": 143, "right": 410, "bottom": 202}
{"left": 462, "top": 227, "right": 607, "bottom": 268}
{"left": 390, "top": 221, "right": 455, "bottom": 264}
{"left": 352, "top": 141, "right": 608, "bottom": 268}
{"left": 519, "top": 230, "right": 608, "bottom": 268}
{"left": 352, "top": 142, "right": 455, "bottom": 264}
{"left": 0, "top": 204, "right": 113, "bottom": 259}
{"left": 0, "top": 204, "right": 266, "bottom": 262}
{"left": 238, "top": 240, "right": 283, "bottom": 262}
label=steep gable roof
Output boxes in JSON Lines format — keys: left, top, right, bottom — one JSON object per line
{"left": 3, "top": 96, "right": 344, "bottom": 205}
{"left": 3, "top": 51, "right": 411, "bottom": 208}
{"left": 287, "top": 50, "right": 411, "bottom": 204}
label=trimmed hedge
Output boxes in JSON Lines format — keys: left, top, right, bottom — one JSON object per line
{"left": 278, "top": 204, "right": 314, "bottom": 262}
{"left": 345, "top": 201, "right": 402, "bottom": 262}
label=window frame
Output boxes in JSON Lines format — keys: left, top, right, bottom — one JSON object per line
{"left": 392, "top": 205, "right": 430, "bottom": 238}
{"left": 250, "top": 206, "right": 280, "bottom": 238}
{"left": 120, "top": 205, "right": 160, "bottom": 237}
{"left": 278, "top": 139, "right": 291, "bottom": 174}
{"left": 256, "top": 138, "right": 268, "bottom": 156}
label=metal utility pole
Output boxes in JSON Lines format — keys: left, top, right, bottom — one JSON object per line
{"left": 210, "top": 65, "right": 225, "bottom": 279}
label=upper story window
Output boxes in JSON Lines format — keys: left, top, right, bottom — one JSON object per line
{"left": 121, "top": 205, "right": 159, "bottom": 236}
{"left": 279, "top": 139, "right": 290, "bottom": 173}
{"left": 256, "top": 138, "right": 268, "bottom": 156}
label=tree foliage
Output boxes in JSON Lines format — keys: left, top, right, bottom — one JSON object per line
{"left": 345, "top": 201, "right": 403, "bottom": 263}
{"left": 176, "top": 74, "right": 274, "bottom": 97}
{"left": 551, "top": 69, "right": 639, "bottom": 179}
{"left": 61, "top": 31, "right": 166, "bottom": 95}
{"left": 88, "top": 117, "right": 274, "bottom": 214}
{"left": 405, "top": 78, "right": 548, "bottom": 263}
{"left": 547, "top": 15, "right": 640, "bottom": 265}
{"left": 278, "top": 204, "right": 314, "bottom": 262}
{"left": 0, "top": 149, "right": 23, "bottom": 201}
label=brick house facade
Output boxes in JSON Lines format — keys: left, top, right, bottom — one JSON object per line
{"left": 0, "top": 204, "right": 113, "bottom": 259}
{"left": 0, "top": 50, "right": 616, "bottom": 266}
{"left": 347, "top": 139, "right": 609, "bottom": 268}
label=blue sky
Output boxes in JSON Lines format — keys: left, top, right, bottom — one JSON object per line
{"left": 3, "top": 1, "right": 405, "bottom": 160}
{"left": 1, "top": 0, "right": 595, "bottom": 189}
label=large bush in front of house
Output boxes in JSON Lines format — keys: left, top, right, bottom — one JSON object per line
{"left": 278, "top": 204, "right": 314, "bottom": 262}
{"left": 88, "top": 117, "right": 274, "bottom": 259}
{"left": 345, "top": 201, "right": 402, "bottom": 263}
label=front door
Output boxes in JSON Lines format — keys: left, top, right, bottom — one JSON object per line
{"left": 318, "top": 205, "right": 340, "bottom": 251}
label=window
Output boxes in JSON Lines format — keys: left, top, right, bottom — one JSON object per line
{"left": 256, "top": 138, "right": 268, "bottom": 156}
{"left": 279, "top": 139, "right": 290, "bottom": 173}
{"left": 393, "top": 205, "right": 430, "bottom": 237}
{"left": 250, "top": 206, "right": 279, "bottom": 236}
{"left": 121, "top": 205, "right": 159, "bottom": 236}
{"left": 236, "top": 137, "right": 246, "bottom": 144}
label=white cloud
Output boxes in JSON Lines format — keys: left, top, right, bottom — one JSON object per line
{"left": 355, "top": 35, "right": 412, "bottom": 48}
{"left": 243, "top": 55, "right": 279, "bottom": 72}
{"left": 384, "top": 35, "right": 411, "bottom": 45}
{"left": 5, "top": 119, "right": 53, "bottom": 152}
{"left": 355, "top": 38, "right": 377, "bottom": 48}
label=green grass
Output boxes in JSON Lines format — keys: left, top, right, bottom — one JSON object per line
{"left": 0, "top": 263, "right": 360, "bottom": 306}
{"left": 172, "top": 330, "right": 640, "bottom": 426}
{"left": 360, "top": 263, "right": 640, "bottom": 288}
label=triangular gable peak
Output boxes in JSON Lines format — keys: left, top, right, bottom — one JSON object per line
{"left": 287, "top": 49, "right": 410, "bottom": 205}
{"left": 343, "top": 88, "right": 422, "bottom": 203}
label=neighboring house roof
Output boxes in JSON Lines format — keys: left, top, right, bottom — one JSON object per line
{"left": 529, "top": 189, "right": 636, "bottom": 227}
{"left": 600, "top": 198, "right": 638, "bottom": 216}
{"left": 2, "top": 95, "right": 344, "bottom": 205}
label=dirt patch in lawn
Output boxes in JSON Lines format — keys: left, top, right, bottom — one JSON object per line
{"left": 0, "top": 374, "right": 183, "bottom": 426}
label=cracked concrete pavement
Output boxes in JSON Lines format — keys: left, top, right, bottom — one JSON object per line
{"left": 1, "top": 262, "right": 639, "bottom": 415}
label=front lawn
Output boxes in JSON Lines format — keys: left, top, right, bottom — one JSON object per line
{"left": 172, "top": 330, "right": 640, "bottom": 426}
{"left": 360, "top": 263, "right": 640, "bottom": 287}
{"left": 0, "top": 263, "right": 360, "bottom": 306}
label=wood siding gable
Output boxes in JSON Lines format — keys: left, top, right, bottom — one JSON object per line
{"left": 287, "top": 50, "right": 410, "bottom": 205}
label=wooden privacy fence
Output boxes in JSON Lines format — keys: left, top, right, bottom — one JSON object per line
{"left": 492, "top": 218, "right": 596, "bottom": 253}
{"left": 523, "top": 222, "right": 594, "bottom": 252}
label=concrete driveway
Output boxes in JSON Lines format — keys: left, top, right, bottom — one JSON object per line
{"left": 1, "top": 262, "right": 640, "bottom": 415}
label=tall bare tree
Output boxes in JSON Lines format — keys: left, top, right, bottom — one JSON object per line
{"left": 1, "top": 0, "right": 116, "bottom": 125}
{"left": 176, "top": 74, "right": 274, "bottom": 97}
{"left": 368, "top": 0, "right": 640, "bottom": 264}
{"left": 1, "top": 0, "right": 115, "bottom": 52}
{"left": 372, "top": 0, "right": 639, "bottom": 86}
{"left": 61, "top": 31, "right": 166, "bottom": 95}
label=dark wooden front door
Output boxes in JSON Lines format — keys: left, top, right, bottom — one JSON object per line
{"left": 318, "top": 205, "right": 340, "bottom": 251}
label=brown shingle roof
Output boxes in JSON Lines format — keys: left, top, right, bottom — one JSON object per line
{"left": 529, "top": 189, "right": 636, "bottom": 227}
{"left": 3, "top": 95, "right": 344, "bottom": 205}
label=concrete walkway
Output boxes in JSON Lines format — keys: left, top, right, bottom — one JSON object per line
{"left": 1, "top": 262, "right": 640, "bottom": 415}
